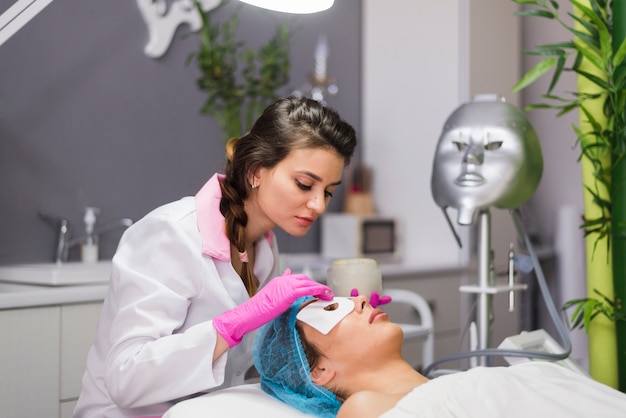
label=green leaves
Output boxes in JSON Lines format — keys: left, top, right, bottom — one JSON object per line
{"left": 513, "top": 0, "right": 626, "bottom": 248}
{"left": 515, "top": 8, "right": 557, "bottom": 19}
{"left": 563, "top": 289, "right": 626, "bottom": 331}
{"left": 613, "top": 38, "right": 626, "bottom": 70}
{"left": 188, "top": 1, "right": 291, "bottom": 141}
{"left": 513, "top": 0, "right": 626, "bottom": 332}
{"left": 513, "top": 57, "right": 557, "bottom": 92}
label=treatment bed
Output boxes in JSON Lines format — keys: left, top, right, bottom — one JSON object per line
{"left": 162, "top": 383, "right": 312, "bottom": 417}
{"left": 164, "top": 362, "right": 626, "bottom": 418}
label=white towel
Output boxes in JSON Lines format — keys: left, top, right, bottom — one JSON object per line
{"left": 381, "top": 362, "right": 626, "bottom": 418}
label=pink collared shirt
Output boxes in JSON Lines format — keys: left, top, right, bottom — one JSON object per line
{"left": 195, "top": 173, "right": 274, "bottom": 261}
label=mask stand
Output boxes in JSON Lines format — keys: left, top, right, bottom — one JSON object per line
{"left": 427, "top": 96, "right": 572, "bottom": 373}
{"left": 459, "top": 209, "right": 528, "bottom": 367}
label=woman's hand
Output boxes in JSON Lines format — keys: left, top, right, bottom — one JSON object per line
{"left": 213, "top": 269, "right": 333, "bottom": 347}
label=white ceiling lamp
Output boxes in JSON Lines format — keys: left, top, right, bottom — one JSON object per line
{"left": 239, "top": 0, "right": 334, "bottom": 14}
{"left": 136, "top": 0, "right": 334, "bottom": 58}
{"left": 0, "top": 0, "right": 334, "bottom": 55}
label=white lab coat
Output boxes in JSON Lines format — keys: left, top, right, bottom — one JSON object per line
{"left": 74, "top": 174, "right": 280, "bottom": 417}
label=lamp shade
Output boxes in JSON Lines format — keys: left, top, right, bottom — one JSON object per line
{"left": 239, "top": 0, "right": 334, "bottom": 14}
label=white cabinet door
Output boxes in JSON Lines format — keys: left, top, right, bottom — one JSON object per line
{"left": 60, "top": 302, "right": 103, "bottom": 402}
{"left": 0, "top": 306, "right": 61, "bottom": 418}
{"left": 384, "top": 273, "right": 462, "bottom": 369}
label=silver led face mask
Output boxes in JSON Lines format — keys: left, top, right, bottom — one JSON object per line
{"left": 430, "top": 95, "right": 543, "bottom": 225}
{"left": 296, "top": 297, "right": 354, "bottom": 335}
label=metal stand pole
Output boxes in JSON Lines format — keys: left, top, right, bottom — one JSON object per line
{"left": 459, "top": 209, "right": 528, "bottom": 367}
{"left": 477, "top": 210, "right": 494, "bottom": 364}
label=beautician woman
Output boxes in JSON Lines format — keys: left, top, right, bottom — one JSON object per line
{"left": 74, "top": 96, "right": 357, "bottom": 417}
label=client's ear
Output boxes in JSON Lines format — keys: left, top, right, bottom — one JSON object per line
{"left": 310, "top": 357, "right": 335, "bottom": 386}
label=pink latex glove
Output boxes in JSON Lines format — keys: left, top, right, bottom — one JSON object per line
{"left": 350, "top": 288, "right": 392, "bottom": 308}
{"left": 213, "top": 269, "right": 333, "bottom": 347}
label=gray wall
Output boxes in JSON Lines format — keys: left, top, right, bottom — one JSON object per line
{"left": 520, "top": 1, "right": 583, "bottom": 242}
{"left": 519, "top": 0, "right": 584, "bottom": 300}
{"left": 0, "top": 0, "right": 586, "bottom": 272}
{"left": 0, "top": 0, "right": 361, "bottom": 263}
{"left": 518, "top": 1, "right": 588, "bottom": 366}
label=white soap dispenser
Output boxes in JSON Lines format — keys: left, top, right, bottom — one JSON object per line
{"left": 81, "top": 207, "right": 100, "bottom": 263}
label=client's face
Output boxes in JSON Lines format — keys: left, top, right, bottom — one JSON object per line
{"left": 297, "top": 296, "right": 402, "bottom": 363}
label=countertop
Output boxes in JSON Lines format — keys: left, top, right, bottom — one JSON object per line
{"left": 0, "top": 282, "right": 108, "bottom": 310}
{"left": 0, "top": 261, "right": 111, "bottom": 310}
{"left": 0, "top": 254, "right": 470, "bottom": 310}
{"left": 281, "top": 253, "right": 470, "bottom": 282}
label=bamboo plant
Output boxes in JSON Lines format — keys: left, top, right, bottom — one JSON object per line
{"left": 187, "top": 0, "right": 291, "bottom": 142}
{"left": 511, "top": 0, "right": 626, "bottom": 390}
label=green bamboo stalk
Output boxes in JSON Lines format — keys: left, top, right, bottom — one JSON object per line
{"left": 579, "top": 137, "right": 618, "bottom": 388}
{"left": 575, "top": 0, "right": 617, "bottom": 388}
{"left": 611, "top": 0, "right": 626, "bottom": 392}
{"left": 511, "top": 0, "right": 625, "bottom": 388}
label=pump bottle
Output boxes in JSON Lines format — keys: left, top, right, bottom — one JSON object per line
{"left": 81, "top": 207, "right": 100, "bottom": 263}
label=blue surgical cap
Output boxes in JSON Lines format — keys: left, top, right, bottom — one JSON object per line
{"left": 253, "top": 296, "right": 342, "bottom": 418}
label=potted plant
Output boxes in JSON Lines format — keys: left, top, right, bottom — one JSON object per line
{"left": 511, "top": 0, "right": 626, "bottom": 390}
{"left": 187, "top": 0, "right": 291, "bottom": 142}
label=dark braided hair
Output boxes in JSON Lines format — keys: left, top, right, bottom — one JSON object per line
{"left": 220, "top": 96, "right": 357, "bottom": 296}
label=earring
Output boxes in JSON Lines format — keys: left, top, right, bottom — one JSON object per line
{"left": 251, "top": 180, "right": 258, "bottom": 189}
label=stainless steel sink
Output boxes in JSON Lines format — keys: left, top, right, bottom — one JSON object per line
{"left": 0, "top": 261, "right": 112, "bottom": 286}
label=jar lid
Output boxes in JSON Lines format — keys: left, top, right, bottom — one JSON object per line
{"left": 329, "top": 258, "right": 378, "bottom": 268}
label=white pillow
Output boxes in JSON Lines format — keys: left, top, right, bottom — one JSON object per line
{"left": 163, "top": 383, "right": 314, "bottom": 417}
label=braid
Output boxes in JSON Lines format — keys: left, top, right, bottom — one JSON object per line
{"left": 242, "top": 263, "right": 258, "bottom": 296}
{"left": 220, "top": 179, "right": 259, "bottom": 296}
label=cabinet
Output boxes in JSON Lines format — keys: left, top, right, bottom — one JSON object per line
{"left": 383, "top": 268, "right": 520, "bottom": 371}
{"left": 0, "top": 302, "right": 102, "bottom": 418}
{"left": 0, "top": 306, "right": 60, "bottom": 417}
{"left": 60, "top": 303, "right": 103, "bottom": 417}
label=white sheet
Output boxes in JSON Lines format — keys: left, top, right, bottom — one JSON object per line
{"left": 381, "top": 362, "right": 626, "bottom": 418}
{"left": 162, "top": 383, "right": 314, "bottom": 418}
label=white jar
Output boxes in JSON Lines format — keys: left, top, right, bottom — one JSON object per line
{"left": 326, "top": 258, "right": 382, "bottom": 297}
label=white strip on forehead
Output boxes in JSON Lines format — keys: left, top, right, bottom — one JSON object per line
{"left": 296, "top": 297, "right": 354, "bottom": 335}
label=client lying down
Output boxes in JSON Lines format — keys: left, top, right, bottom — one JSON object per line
{"left": 253, "top": 295, "right": 626, "bottom": 418}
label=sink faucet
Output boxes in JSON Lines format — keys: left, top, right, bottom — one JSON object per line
{"left": 39, "top": 211, "right": 71, "bottom": 263}
{"left": 39, "top": 211, "right": 133, "bottom": 263}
